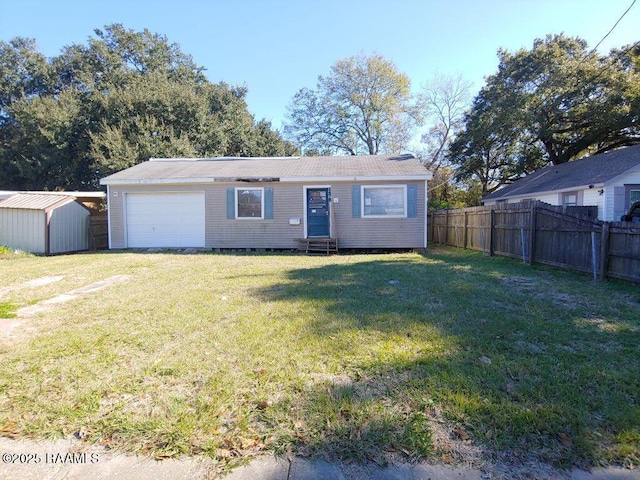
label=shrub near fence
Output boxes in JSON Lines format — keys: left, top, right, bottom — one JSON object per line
{"left": 427, "top": 201, "right": 640, "bottom": 284}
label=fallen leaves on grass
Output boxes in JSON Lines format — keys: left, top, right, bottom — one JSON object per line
{"left": 478, "top": 356, "right": 492, "bottom": 365}
{"left": 557, "top": 432, "right": 573, "bottom": 447}
{"left": 452, "top": 427, "right": 470, "bottom": 441}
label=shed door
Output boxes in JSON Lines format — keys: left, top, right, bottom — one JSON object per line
{"left": 126, "top": 192, "right": 205, "bottom": 248}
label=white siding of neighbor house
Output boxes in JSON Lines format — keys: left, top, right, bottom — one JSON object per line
{"left": 49, "top": 201, "right": 90, "bottom": 254}
{"left": 0, "top": 208, "right": 46, "bottom": 253}
{"left": 534, "top": 192, "right": 562, "bottom": 205}
{"left": 581, "top": 188, "right": 604, "bottom": 219}
{"left": 485, "top": 189, "right": 608, "bottom": 217}
{"left": 106, "top": 181, "right": 426, "bottom": 249}
{"left": 484, "top": 191, "right": 559, "bottom": 207}
{"left": 604, "top": 166, "right": 640, "bottom": 221}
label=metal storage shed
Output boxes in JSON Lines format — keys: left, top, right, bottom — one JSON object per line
{"left": 0, "top": 193, "right": 91, "bottom": 254}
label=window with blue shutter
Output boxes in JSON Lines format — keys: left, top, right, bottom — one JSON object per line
{"left": 230, "top": 187, "right": 268, "bottom": 219}
{"left": 226, "top": 187, "right": 235, "bottom": 219}
{"left": 407, "top": 184, "right": 417, "bottom": 218}
{"left": 360, "top": 185, "right": 409, "bottom": 217}
{"left": 352, "top": 185, "right": 361, "bottom": 217}
{"left": 264, "top": 187, "right": 274, "bottom": 219}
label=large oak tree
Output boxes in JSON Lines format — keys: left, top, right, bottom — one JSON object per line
{"left": 450, "top": 34, "right": 640, "bottom": 194}
{"left": 0, "top": 24, "right": 297, "bottom": 190}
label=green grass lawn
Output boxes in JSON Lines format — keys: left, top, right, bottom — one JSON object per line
{"left": 0, "top": 247, "right": 638, "bottom": 473}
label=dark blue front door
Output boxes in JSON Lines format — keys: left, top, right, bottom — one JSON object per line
{"left": 307, "top": 188, "right": 330, "bottom": 237}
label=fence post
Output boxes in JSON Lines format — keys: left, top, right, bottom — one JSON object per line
{"left": 591, "top": 231, "right": 598, "bottom": 284}
{"left": 430, "top": 212, "right": 434, "bottom": 243}
{"left": 599, "top": 222, "right": 610, "bottom": 281}
{"left": 444, "top": 209, "right": 449, "bottom": 246}
{"left": 489, "top": 209, "right": 495, "bottom": 256}
{"left": 529, "top": 203, "right": 537, "bottom": 265}
{"left": 463, "top": 211, "right": 468, "bottom": 249}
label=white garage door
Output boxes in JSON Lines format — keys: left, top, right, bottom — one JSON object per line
{"left": 125, "top": 192, "right": 205, "bottom": 248}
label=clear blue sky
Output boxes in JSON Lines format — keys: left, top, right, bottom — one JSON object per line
{"left": 1, "top": 0, "right": 638, "bottom": 135}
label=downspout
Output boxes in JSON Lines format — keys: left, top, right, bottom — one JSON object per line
{"left": 106, "top": 185, "right": 112, "bottom": 249}
{"left": 424, "top": 180, "right": 428, "bottom": 250}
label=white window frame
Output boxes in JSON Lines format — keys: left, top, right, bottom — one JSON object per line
{"left": 562, "top": 191, "right": 579, "bottom": 207}
{"left": 235, "top": 187, "right": 264, "bottom": 219}
{"left": 361, "top": 184, "right": 407, "bottom": 218}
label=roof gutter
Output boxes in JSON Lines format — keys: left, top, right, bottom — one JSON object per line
{"left": 100, "top": 174, "right": 433, "bottom": 186}
{"left": 482, "top": 183, "right": 606, "bottom": 202}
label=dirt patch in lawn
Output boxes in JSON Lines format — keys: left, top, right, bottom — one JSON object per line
{"left": 500, "top": 276, "right": 592, "bottom": 310}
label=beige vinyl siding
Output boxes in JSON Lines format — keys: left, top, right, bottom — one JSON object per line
{"left": 0, "top": 208, "right": 46, "bottom": 253}
{"left": 107, "top": 180, "right": 426, "bottom": 249}
{"left": 333, "top": 182, "right": 425, "bottom": 248}
{"left": 107, "top": 183, "right": 304, "bottom": 249}
{"left": 216, "top": 183, "right": 303, "bottom": 248}
{"left": 107, "top": 187, "right": 126, "bottom": 248}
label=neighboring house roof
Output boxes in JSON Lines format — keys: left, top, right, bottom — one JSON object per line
{"left": 482, "top": 144, "right": 640, "bottom": 201}
{"left": 0, "top": 193, "right": 74, "bottom": 211}
{"left": 100, "top": 154, "right": 433, "bottom": 185}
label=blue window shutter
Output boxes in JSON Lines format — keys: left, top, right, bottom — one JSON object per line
{"left": 352, "top": 185, "right": 361, "bottom": 217}
{"left": 226, "top": 187, "right": 235, "bottom": 219}
{"left": 407, "top": 184, "right": 418, "bottom": 218}
{"left": 264, "top": 187, "right": 274, "bottom": 219}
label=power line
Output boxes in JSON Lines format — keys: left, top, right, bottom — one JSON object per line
{"left": 590, "top": 0, "right": 636, "bottom": 54}
{"left": 573, "top": 0, "right": 638, "bottom": 88}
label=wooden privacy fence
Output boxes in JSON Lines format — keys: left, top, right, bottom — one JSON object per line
{"left": 427, "top": 201, "right": 640, "bottom": 284}
{"left": 89, "top": 215, "right": 108, "bottom": 250}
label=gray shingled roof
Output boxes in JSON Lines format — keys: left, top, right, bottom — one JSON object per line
{"left": 482, "top": 144, "right": 640, "bottom": 201}
{"left": 100, "top": 154, "right": 432, "bottom": 185}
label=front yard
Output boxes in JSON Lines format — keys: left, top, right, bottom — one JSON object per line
{"left": 0, "top": 247, "right": 638, "bottom": 473}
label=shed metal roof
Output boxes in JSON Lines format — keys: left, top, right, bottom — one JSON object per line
{"left": 482, "top": 144, "right": 640, "bottom": 201}
{"left": 0, "top": 193, "right": 73, "bottom": 211}
{"left": 100, "top": 154, "right": 432, "bottom": 185}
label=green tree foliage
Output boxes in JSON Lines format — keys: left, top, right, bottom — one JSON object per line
{"left": 284, "top": 53, "right": 419, "bottom": 155}
{"left": 427, "top": 166, "right": 482, "bottom": 210}
{"left": 0, "top": 24, "right": 296, "bottom": 190}
{"left": 450, "top": 34, "right": 640, "bottom": 194}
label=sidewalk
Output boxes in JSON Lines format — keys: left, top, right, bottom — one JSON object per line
{"left": 1, "top": 437, "right": 638, "bottom": 480}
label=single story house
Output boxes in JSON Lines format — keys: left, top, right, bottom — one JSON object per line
{"left": 99, "top": 154, "right": 433, "bottom": 250}
{"left": 482, "top": 144, "right": 640, "bottom": 221}
{"left": 0, "top": 192, "right": 103, "bottom": 254}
